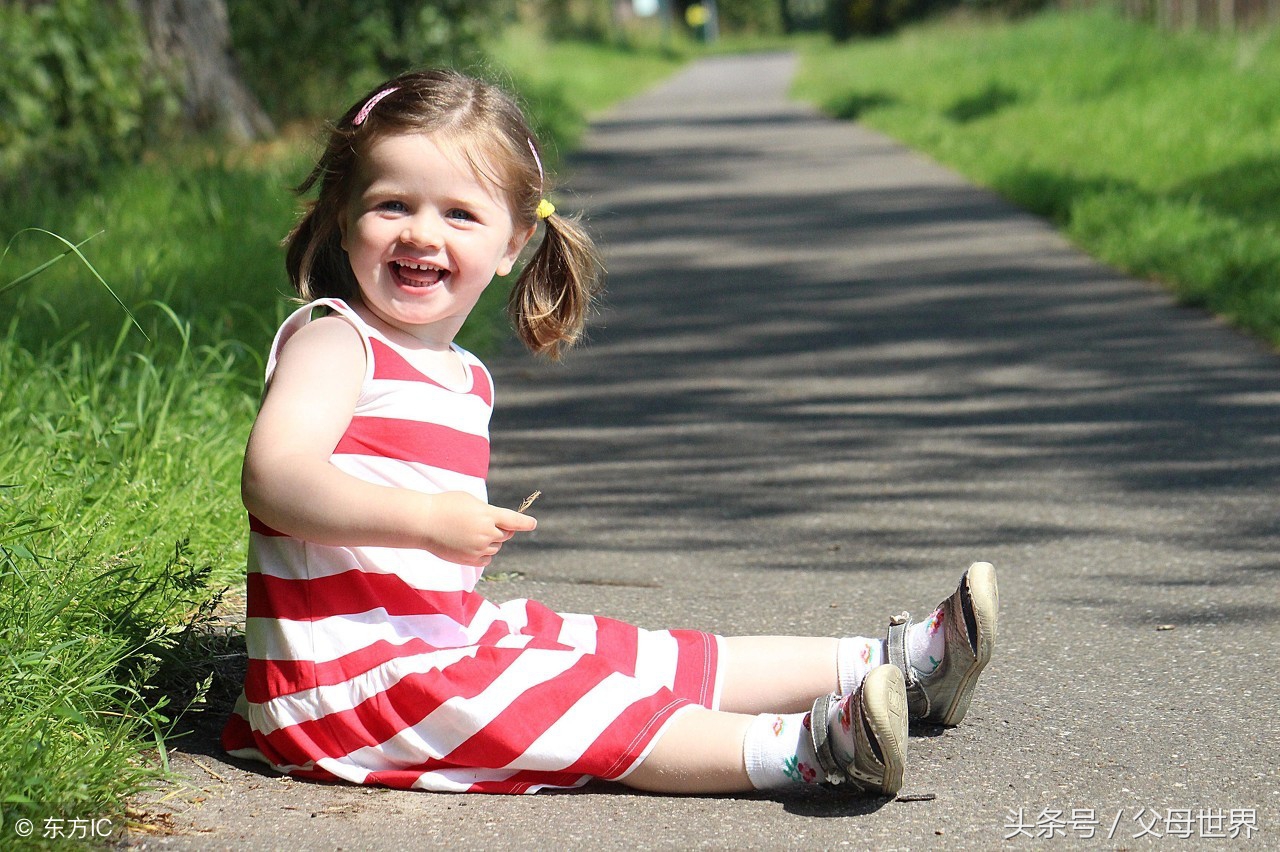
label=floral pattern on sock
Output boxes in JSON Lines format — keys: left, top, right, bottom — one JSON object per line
{"left": 782, "top": 754, "right": 818, "bottom": 784}
{"left": 927, "top": 608, "right": 945, "bottom": 635}
{"left": 770, "top": 714, "right": 819, "bottom": 784}
{"left": 923, "top": 608, "right": 945, "bottom": 674}
{"left": 838, "top": 694, "right": 853, "bottom": 734}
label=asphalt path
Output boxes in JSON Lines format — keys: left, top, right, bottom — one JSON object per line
{"left": 134, "top": 53, "right": 1280, "bottom": 850}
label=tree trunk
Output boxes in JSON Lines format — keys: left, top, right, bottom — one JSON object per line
{"left": 780, "top": 0, "right": 795, "bottom": 33}
{"left": 128, "top": 0, "right": 273, "bottom": 142}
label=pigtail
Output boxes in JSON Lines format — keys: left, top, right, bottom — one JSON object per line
{"left": 508, "top": 210, "right": 604, "bottom": 361}
{"left": 283, "top": 139, "right": 360, "bottom": 303}
{"left": 284, "top": 202, "right": 325, "bottom": 300}
{"left": 285, "top": 200, "right": 358, "bottom": 303}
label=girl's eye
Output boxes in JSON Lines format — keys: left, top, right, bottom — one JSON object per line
{"left": 378, "top": 200, "right": 408, "bottom": 213}
{"left": 446, "top": 208, "right": 475, "bottom": 222}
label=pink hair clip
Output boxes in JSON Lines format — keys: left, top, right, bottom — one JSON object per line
{"left": 353, "top": 87, "right": 398, "bottom": 126}
{"left": 528, "top": 138, "right": 544, "bottom": 191}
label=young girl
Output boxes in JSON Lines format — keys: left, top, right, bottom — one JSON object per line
{"left": 222, "top": 69, "right": 999, "bottom": 797}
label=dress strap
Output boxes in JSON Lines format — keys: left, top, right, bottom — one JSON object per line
{"left": 263, "top": 298, "right": 375, "bottom": 389}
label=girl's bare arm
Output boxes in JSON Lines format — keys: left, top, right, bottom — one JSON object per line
{"left": 241, "top": 317, "right": 535, "bottom": 567}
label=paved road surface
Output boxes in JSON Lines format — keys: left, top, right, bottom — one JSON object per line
{"left": 135, "top": 53, "right": 1280, "bottom": 850}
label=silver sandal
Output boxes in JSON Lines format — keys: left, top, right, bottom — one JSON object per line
{"left": 885, "top": 561, "right": 999, "bottom": 726}
{"left": 808, "top": 664, "right": 908, "bottom": 795}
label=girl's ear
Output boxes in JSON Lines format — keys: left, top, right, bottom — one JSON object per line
{"left": 498, "top": 223, "right": 538, "bottom": 278}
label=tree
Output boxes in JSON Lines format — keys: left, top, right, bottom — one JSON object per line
{"left": 128, "top": 0, "right": 273, "bottom": 142}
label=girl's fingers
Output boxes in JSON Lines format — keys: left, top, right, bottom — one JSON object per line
{"left": 496, "top": 508, "right": 538, "bottom": 533}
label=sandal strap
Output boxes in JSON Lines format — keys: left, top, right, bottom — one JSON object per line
{"left": 885, "top": 612, "right": 930, "bottom": 719}
{"left": 809, "top": 692, "right": 885, "bottom": 793}
{"left": 808, "top": 693, "right": 847, "bottom": 786}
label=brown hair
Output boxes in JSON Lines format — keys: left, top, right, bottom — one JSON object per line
{"left": 284, "top": 69, "right": 603, "bottom": 359}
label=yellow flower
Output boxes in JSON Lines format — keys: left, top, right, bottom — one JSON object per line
{"left": 685, "top": 4, "right": 708, "bottom": 27}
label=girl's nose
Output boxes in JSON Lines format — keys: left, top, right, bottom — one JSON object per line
{"left": 400, "top": 214, "right": 441, "bottom": 248}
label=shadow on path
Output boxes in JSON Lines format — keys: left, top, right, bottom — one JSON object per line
{"left": 491, "top": 57, "right": 1279, "bottom": 608}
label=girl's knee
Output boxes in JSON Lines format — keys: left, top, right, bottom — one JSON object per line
{"left": 620, "top": 709, "right": 754, "bottom": 794}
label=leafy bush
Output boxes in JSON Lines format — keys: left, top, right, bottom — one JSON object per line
{"left": 228, "top": 0, "right": 516, "bottom": 123}
{"left": 717, "top": 0, "right": 785, "bottom": 34}
{"left": 542, "top": 0, "right": 614, "bottom": 41}
{"left": 824, "top": 0, "right": 945, "bottom": 38}
{"left": 822, "top": 0, "right": 1048, "bottom": 40}
{"left": 0, "top": 0, "right": 174, "bottom": 189}
{"left": 782, "top": 0, "right": 829, "bottom": 31}
{"left": 960, "top": 0, "right": 1052, "bottom": 17}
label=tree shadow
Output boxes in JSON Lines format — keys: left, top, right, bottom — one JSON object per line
{"left": 488, "top": 92, "right": 1280, "bottom": 628}
{"left": 945, "top": 83, "right": 1020, "bottom": 124}
{"left": 1172, "top": 154, "right": 1280, "bottom": 228}
{"left": 826, "top": 91, "right": 899, "bottom": 121}
{"left": 991, "top": 153, "right": 1280, "bottom": 232}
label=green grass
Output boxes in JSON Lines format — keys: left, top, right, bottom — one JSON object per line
{"left": 0, "top": 147, "right": 304, "bottom": 358}
{"left": 794, "top": 7, "right": 1280, "bottom": 345}
{"left": 0, "top": 31, "right": 689, "bottom": 358}
{"left": 491, "top": 28, "right": 690, "bottom": 162}
{"left": 0, "top": 32, "right": 687, "bottom": 841}
{"left": 0, "top": 311, "right": 258, "bottom": 838}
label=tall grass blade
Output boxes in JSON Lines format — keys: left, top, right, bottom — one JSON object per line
{"left": 1, "top": 228, "right": 149, "bottom": 340}
{"left": 0, "top": 229, "right": 100, "bottom": 296}
{"left": 0, "top": 236, "right": 95, "bottom": 296}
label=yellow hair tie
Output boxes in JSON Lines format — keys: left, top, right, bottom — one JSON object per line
{"left": 536, "top": 199, "right": 555, "bottom": 220}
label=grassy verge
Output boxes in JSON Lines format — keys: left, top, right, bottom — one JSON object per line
{"left": 491, "top": 28, "right": 689, "bottom": 161}
{"left": 0, "top": 316, "right": 255, "bottom": 838}
{"left": 0, "top": 33, "right": 686, "bottom": 841}
{"left": 794, "top": 8, "right": 1280, "bottom": 346}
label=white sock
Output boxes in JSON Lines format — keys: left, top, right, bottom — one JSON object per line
{"left": 836, "top": 636, "right": 883, "bottom": 695}
{"left": 742, "top": 712, "right": 822, "bottom": 790}
{"left": 743, "top": 692, "right": 871, "bottom": 791}
{"left": 908, "top": 607, "right": 946, "bottom": 678}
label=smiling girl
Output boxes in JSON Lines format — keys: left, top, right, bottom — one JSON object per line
{"left": 223, "top": 69, "right": 998, "bottom": 798}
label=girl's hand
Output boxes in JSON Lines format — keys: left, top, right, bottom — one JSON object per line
{"left": 422, "top": 492, "right": 537, "bottom": 567}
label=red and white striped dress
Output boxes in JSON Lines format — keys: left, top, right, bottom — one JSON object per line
{"left": 222, "top": 299, "right": 721, "bottom": 794}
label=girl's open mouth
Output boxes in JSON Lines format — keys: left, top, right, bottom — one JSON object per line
{"left": 391, "top": 260, "right": 447, "bottom": 288}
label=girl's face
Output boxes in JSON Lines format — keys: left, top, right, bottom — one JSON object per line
{"left": 339, "top": 131, "right": 534, "bottom": 347}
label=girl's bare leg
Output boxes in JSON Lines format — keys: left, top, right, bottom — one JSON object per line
{"left": 624, "top": 636, "right": 882, "bottom": 794}
{"left": 621, "top": 708, "right": 755, "bottom": 794}
{"left": 717, "top": 636, "right": 840, "bottom": 714}
{"left": 624, "top": 637, "right": 841, "bottom": 794}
